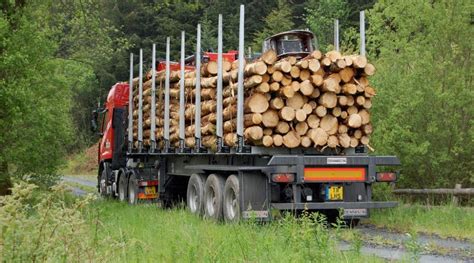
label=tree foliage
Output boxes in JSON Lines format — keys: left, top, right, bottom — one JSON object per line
{"left": 252, "top": 0, "right": 295, "bottom": 52}
{"left": 367, "top": 0, "right": 473, "bottom": 188}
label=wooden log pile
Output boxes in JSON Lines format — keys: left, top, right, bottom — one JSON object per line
{"left": 132, "top": 49, "right": 377, "bottom": 151}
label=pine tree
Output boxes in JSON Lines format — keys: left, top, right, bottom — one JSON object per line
{"left": 251, "top": 0, "right": 295, "bottom": 52}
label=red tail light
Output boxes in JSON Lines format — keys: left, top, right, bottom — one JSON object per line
{"left": 376, "top": 172, "right": 397, "bottom": 182}
{"left": 138, "top": 180, "right": 159, "bottom": 187}
{"left": 272, "top": 173, "right": 295, "bottom": 183}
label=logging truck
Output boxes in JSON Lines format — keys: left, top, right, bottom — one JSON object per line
{"left": 91, "top": 6, "right": 399, "bottom": 224}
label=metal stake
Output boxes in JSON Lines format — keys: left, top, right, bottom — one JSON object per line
{"left": 128, "top": 53, "right": 134, "bottom": 152}
{"left": 179, "top": 31, "right": 186, "bottom": 152}
{"left": 138, "top": 49, "right": 143, "bottom": 152}
{"left": 164, "top": 37, "right": 171, "bottom": 151}
{"left": 195, "top": 24, "right": 203, "bottom": 152}
{"left": 334, "top": 19, "right": 340, "bottom": 52}
{"left": 236, "top": 5, "right": 246, "bottom": 151}
{"left": 216, "top": 14, "right": 224, "bottom": 152}
{"left": 360, "top": 11, "right": 366, "bottom": 56}
{"left": 150, "top": 43, "right": 156, "bottom": 152}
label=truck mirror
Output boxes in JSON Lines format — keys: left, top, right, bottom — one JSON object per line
{"left": 91, "top": 110, "right": 98, "bottom": 133}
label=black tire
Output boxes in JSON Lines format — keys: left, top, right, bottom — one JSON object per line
{"left": 187, "top": 174, "right": 206, "bottom": 216}
{"left": 344, "top": 218, "right": 360, "bottom": 228}
{"left": 118, "top": 171, "right": 128, "bottom": 202}
{"left": 128, "top": 172, "right": 138, "bottom": 205}
{"left": 204, "top": 174, "right": 225, "bottom": 220}
{"left": 99, "top": 168, "right": 109, "bottom": 197}
{"left": 223, "top": 175, "right": 240, "bottom": 222}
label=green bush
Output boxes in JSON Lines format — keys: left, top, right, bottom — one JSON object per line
{"left": 0, "top": 182, "right": 116, "bottom": 262}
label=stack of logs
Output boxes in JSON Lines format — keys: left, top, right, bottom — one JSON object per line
{"left": 132, "top": 49, "right": 376, "bottom": 151}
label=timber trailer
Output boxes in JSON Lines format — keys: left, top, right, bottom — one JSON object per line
{"left": 92, "top": 6, "right": 400, "bottom": 224}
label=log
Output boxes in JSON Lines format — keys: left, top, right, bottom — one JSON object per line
{"left": 310, "top": 88, "right": 320, "bottom": 98}
{"left": 270, "top": 82, "right": 280, "bottom": 92}
{"left": 339, "top": 67, "right": 354, "bottom": 83}
{"left": 262, "top": 135, "right": 273, "bottom": 147}
{"left": 352, "top": 55, "right": 367, "bottom": 68}
{"left": 342, "top": 83, "right": 357, "bottom": 94}
{"left": 360, "top": 135, "right": 370, "bottom": 145}
{"left": 261, "top": 74, "right": 270, "bottom": 83}
{"left": 362, "top": 124, "right": 373, "bottom": 135}
{"left": 296, "top": 59, "right": 309, "bottom": 69}
{"left": 271, "top": 71, "right": 283, "bottom": 82}
{"left": 295, "top": 121, "right": 309, "bottom": 136}
{"left": 279, "top": 106, "right": 295, "bottom": 121}
{"left": 332, "top": 106, "right": 342, "bottom": 117}
{"left": 364, "top": 86, "right": 376, "bottom": 98}
{"left": 301, "top": 136, "right": 312, "bottom": 147}
{"left": 310, "top": 50, "right": 322, "bottom": 59}
{"left": 309, "top": 128, "right": 328, "bottom": 146}
{"left": 347, "top": 105, "right": 358, "bottom": 115}
{"left": 338, "top": 124, "right": 348, "bottom": 134}
{"left": 273, "top": 134, "right": 283, "bottom": 146}
{"left": 245, "top": 93, "right": 269, "bottom": 113}
{"left": 327, "top": 135, "right": 339, "bottom": 148}
{"left": 263, "top": 128, "right": 273, "bottom": 136}
{"left": 295, "top": 109, "right": 307, "bottom": 122}
{"left": 276, "top": 121, "right": 290, "bottom": 134}
{"left": 364, "top": 63, "right": 375, "bottom": 76}
{"left": 348, "top": 114, "right": 362, "bottom": 128}
{"left": 308, "top": 59, "right": 321, "bottom": 73}
{"left": 203, "top": 61, "right": 218, "bottom": 76}
{"left": 273, "top": 61, "right": 291, "bottom": 73}
{"left": 320, "top": 115, "right": 338, "bottom": 135}
{"left": 356, "top": 96, "right": 366, "bottom": 106}
{"left": 284, "top": 56, "right": 297, "bottom": 65}
{"left": 255, "top": 82, "right": 270, "bottom": 93}
{"left": 244, "top": 75, "right": 263, "bottom": 88}
{"left": 260, "top": 49, "right": 277, "bottom": 65}
{"left": 224, "top": 133, "right": 237, "bottom": 146}
{"left": 245, "top": 61, "right": 267, "bottom": 76}
{"left": 280, "top": 85, "right": 295, "bottom": 98}
{"left": 291, "top": 81, "right": 300, "bottom": 92}
{"left": 310, "top": 74, "right": 323, "bottom": 86}
{"left": 350, "top": 137, "right": 359, "bottom": 148}
{"left": 286, "top": 92, "right": 305, "bottom": 110}
{"left": 302, "top": 103, "right": 313, "bottom": 115}
{"left": 307, "top": 114, "right": 320, "bottom": 129}
{"left": 290, "top": 66, "right": 300, "bottom": 78}
{"left": 358, "top": 109, "right": 371, "bottom": 125}
{"left": 270, "top": 97, "right": 285, "bottom": 110}
{"left": 338, "top": 133, "right": 351, "bottom": 148}
{"left": 281, "top": 75, "right": 292, "bottom": 86}
{"left": 315, "top": 105, "right": 327, "bottom": 117}
{"left": 299, "top": 80, "right": 314, "bottom": 96}
{"left": 262, "top": 110, "right": 279, "bottom": 128}
{"left": 283, "top": 131, "right": 300, "bottom": 148}
{"left": 319, "top": 92, "right": 337, "bottom": 108}
{"left": 244, "top": 126, "right": 263, "bottom": 141}
{"left": 326, "top": 51, "right": 342, "bottom": 62}
{"left": 322, "top": 76, "right": 340, "bottom": 93}
{"left": 299, "top": 69, "right": 310, "bottom": 81}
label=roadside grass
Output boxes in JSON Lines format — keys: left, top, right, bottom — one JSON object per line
{"left": 366, "top": 204, "right": 474, "bottom": 241}
{"left": 86, "top": 200, "right": 383, "bottom": 262}
{"left": 61, "top": 144, "right": 98, "bottom": 177}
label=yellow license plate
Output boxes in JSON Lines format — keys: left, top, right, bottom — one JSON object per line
{"left": 327, "top": 186, "right": 343, "bottom": 201}
{"left": 145, "top": 186, "right": 156, "bottom": 195}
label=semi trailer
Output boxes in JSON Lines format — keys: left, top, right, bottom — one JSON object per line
{"left": 92, "top": 6, "right": 400, "bottom": 224}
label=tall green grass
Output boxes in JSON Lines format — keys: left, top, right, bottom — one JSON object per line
{"left": 368, "top": 204, "right": 474, "bottom": 241}
{"left": 87, "top": 201, "right": 382, "bottom": 262}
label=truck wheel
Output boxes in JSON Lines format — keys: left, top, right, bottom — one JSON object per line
{"left": 187, "top": 174, "right": 205, "bottom": 216}
{"left": 223, "top": 175, "right": 240, "bottom": 222}
{"left": 99, "top": 169, "right": 109, "bottom": 197}
{"left": 204, "top": 174, "right": 225, "bottom": 220}
{"left": 118, "top": 172, "right": 128, "bottom": 202}
{"left": 128, "top": 172, "right": 138, "bottom": 205}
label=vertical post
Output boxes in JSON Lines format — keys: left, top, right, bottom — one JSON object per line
{"left": 164, "top": 37, "right": 171, "bottom": 150}
{"left": 216, "top": 14, "right": 224, "bottom": 151}
{"left": 334, "top": 19, "right": 339, "bottom": 52}
{"left": 150, "top": 43, "right": 156, "bottom": 152}
{"left": 179, "top": 31, "right": 186, "bottom": 151}
{"left": 138, "top": 49, "right": 143, "bottom": 152}
{"left": 236, "top": 5, "right": 245, "bottom": 151}
{"left": 195, "top": 24, "right": 202, "bottom": 151}
{"left": 128, "top": 53, "right": 134, "bottom": 152}
{"left": 360, "top": 10, "right": 366, "bottom": 56}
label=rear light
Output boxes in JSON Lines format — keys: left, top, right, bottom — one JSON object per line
{"left": 376, "top": 172, "right": 397, "bottom": 182}
{"left": 138, "top": 180, "right": 159, "bottom": 187}
{"left": 271, "top": 173, "right": 295, "bottom": 183}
